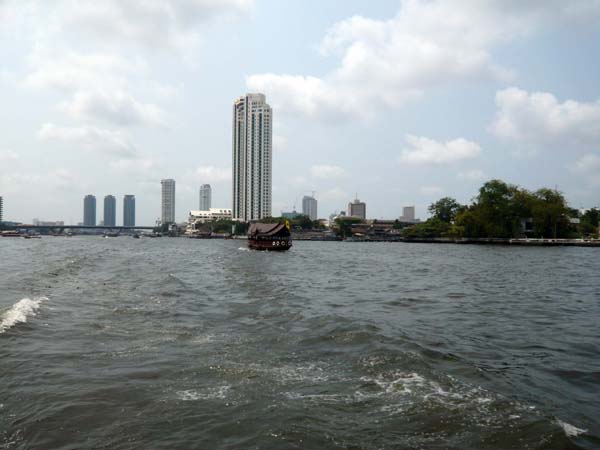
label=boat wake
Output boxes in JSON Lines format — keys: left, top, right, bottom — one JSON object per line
{"left": 0, "top": 296, "right": 48, "bottom": 334}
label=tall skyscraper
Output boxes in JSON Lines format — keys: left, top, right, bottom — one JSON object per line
{"left": 0, "top": 196, "right": 3, "bottom": 222}
{"left": 161, "top": 179, "right": 176, "bottom": 224}
{"left": 103, "top": 195, "right": 116, "bottom": 227}
{"left": 302, "top": 195, "right": 318, "bottom": 221}
{"left": 123, "top": 195, "right": 136, "bottom": 227}
{"left": 348, "top": 197, "right": 366, "bottom": 219}
{"left": 199, "top": 184, "right": 211, "bottom": 211}
{"left": 232, "top": 93, "right": 272, "bottom": 222}
{"left": 83, "top": 195, "right": 96, "bottom": 226}
{"left": 402, "top": 206, "right": 415, "bottom": 222}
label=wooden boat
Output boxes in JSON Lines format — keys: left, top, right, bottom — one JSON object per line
{"left": 247, "top": 222, "right": 292, "bottom": 251}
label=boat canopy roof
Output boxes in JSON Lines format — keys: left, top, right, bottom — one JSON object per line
{"left": 248, "top": 222, "right": 290, "bottom": 237}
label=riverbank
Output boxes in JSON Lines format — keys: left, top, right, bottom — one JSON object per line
{"left": 348, "top": 237, "right": 600, "bottom": 247}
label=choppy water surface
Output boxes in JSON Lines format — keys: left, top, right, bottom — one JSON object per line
{"left": 1, "top": 237, "right": 599, "bottom": 449}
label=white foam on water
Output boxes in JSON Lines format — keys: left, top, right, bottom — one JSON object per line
{"left": 557, "top": 419, "right": 587, "bottom": 437}
{"left": 191, "top": 334, "right": 215, "bottom": 345}
{"left": 0, "top": 296, "right": 48, "bottom": 334}
{"left": 176, "top": 385, "right": 231, "bottom": 401}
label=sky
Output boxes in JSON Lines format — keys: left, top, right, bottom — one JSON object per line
{"left": 1, "top": 0, "right": 600, "bottom": 225}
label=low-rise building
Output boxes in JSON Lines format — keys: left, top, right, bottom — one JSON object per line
{"left": 188, "top": 208, "right": 232, "bottom": 226}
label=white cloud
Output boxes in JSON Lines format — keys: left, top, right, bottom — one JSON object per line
{"left": 420, "top": 186, "right": 443, "bottom": 196}
{"left": 195, "top": 166, "right": 231, "bottom": 183}
{"left": 571, "top": 153, "right": 600, "bottom": 173}
{"left": 320, "top": 186, "right": 349, "bottom": 202}
{"left": 400, "top": 135, "right": 481, "bottom": 164}
{"left": 570, "top": 153, "right": 600, "bottom": 186}
{"left": 0, "top": 150, "right": 20, "bottom": 163}
{"left": 310, "top": 165, "right": 346, "bottom": 179}
{"left": 25, "top": 50, "right": 134, "bottom": 93}
{"left": 247, "top": 1, "right": 600, "bottom": 120}
{"left": 61, "top": 91, "right": 168, "bottom": 127}
{"left": 458, "top": 169, "right": 487, "bottom": 181}
{"left": 38, "top": 123, "right": 136, "bottom": 158}
{"left": 60, "top": 0, "right": 253, "bottom": 53}
{"left": 490, "top": 87, "right": 600, "bottom": 148}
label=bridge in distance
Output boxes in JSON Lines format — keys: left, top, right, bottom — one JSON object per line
{"left": 11, "top": 225, "right": 156, "bottom": 231}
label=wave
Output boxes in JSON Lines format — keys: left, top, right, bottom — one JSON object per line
{"left": 0, "top": 296, "right": 47, "bottom": 334}
{"left": 176, "top": 386, "right": 231, "bottom": 401}
{"left": 557, "top": 419, "right": 587, "bottom": 437}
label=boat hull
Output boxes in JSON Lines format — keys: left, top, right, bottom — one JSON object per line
{"left": 248, "top": 237, "right": 292, "bottom": 251}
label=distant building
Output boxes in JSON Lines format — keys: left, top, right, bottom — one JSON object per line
{"left": 400, "top": 206, "right": 416, "bottom": 222}
{"left": 83, "top": 195, "right": 96, "bottom": 226}
{"left": 103, "top": 195, "right": 116, "bottom": 227}
{"left": 123, "top": 195, "right": 135, "bottom": 227}
{"left": 302, "top": 196, "right": 318, "bottom": 221}
{"left": 161, "top": 179, "right": 176, "bottom": 224}
{"left": 348, "top": 197, "right": 366, "bottom": 219}
{"left": 0, "top": 196, "right": 3, "bottom": 222}
{"left": 199, "top": 184, "right": 211, "bottom": 211}
{"left": 187, "top": 208, "right": 232, "bottom": 226}
{"left": 232, "top": 93, "right": 272, "bottom": 221}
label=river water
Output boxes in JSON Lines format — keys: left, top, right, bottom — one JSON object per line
{"left": 1, "top": 237, "right": 599, "bottom": 449}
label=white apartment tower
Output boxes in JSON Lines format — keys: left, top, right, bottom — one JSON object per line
{"left": 232, "top": 93, "right": 272, "bottom": 222}
{"left": 302, "top": 195, "right": 318, "bottom": 221}
{"left": 161, "top": 179, "right": 176, "bottom": 224}
{"left": 199, "top": 184, "right": 211, "bottom": 211}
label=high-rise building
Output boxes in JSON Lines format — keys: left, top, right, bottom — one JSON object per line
{"left": 161, "top": 179, "right": 176, "bottom": 224}
{"left": 199, "top": 184, "right": 211, "bottom": 211}
{"left": 232, "top": 93, "right": 272, "bottom": 222}
{"left": 123, "top": 195, "right": 136, "bottom": 227}
{"left": 103, "top": 195, "right": 116, "bottom": 227}
{"left": 0, "top": 196, "right": 3, "bottom": 222}
{"left": 348, "top": 197, "right": 366, "bottom": 219}
{"left": 302, "top": 195, "right": 318, "bottom": 221}
{"left": 401, "top": 206, "right": 415, "bottom": 222}
{"left": 83, "top": 195, "right": 96, "bottom": 226}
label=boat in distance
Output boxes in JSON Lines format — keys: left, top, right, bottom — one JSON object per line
{"left": 247, "top": 222, "right": 292, "bottom": 251}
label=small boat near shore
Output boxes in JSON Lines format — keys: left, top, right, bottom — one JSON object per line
{"left": 247, "top": 222, "right": 292, "bottom": 251}
{"left": 1, "top": 230, "right": 21, "bottom": 237}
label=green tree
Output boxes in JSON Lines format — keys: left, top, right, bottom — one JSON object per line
{"left": 334, "top": 217, "right": 363, "bottom": 238}
{"left": 428, "top": 197, "right": 463, "bottom": 223}
{"left": 402, "top": 217, "right": 450, "bottom": 238}
{"left": 530, "top": 188, "right": 569, "bottom": 238}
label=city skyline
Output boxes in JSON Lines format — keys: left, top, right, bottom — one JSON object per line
{"left": 1, "top": 2, "right": 599, "bottom": 224}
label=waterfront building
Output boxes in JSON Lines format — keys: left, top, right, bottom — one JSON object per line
{"left": 232, "top": 93, "right": 272, "bottom": 222}
{"left": 83, "top": 195, "right": 96, "bottom": 226}
{"left": 103, "top": 195, "right": 116, "bottom": 227}
{"left": 123, "top": 195, "right": 135, "bottom": 227}
{"left": 186, "top": 208, "right": 232, "bottom": 234}
{"left": 161, "top": 179, "right": 176, "bottom": 224}
{"left": 400, "top": 206, "right": 416, "bottom": 222}
{"left": 348, "top": 197, "right": 366, "bottom": 219}
{"left": 199, "top": 184, "right": 211, "bottom": 211}
{"left": 302, "top": 196, "right": 318, "bottom": 221}
{"left": 0, "top": 196, "right": 3, "bottom": 222}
